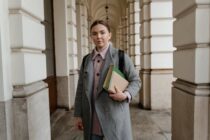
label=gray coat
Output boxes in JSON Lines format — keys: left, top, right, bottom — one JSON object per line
{"left": 74, "top": 44, "right": 141, "bottom": 140}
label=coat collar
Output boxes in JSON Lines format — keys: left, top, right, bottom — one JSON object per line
{"left": 92, "top": 43, "right": 110, "bottom": 60}
{"left": 83, "top": 43, "right": 118, "bottom": 99}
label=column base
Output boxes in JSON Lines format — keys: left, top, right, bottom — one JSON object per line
{"left": 172, "top": 80, "right": 210, "bottom": 140}
{"left": 0, "top": 100, "right": 14, "bottom": 140}
{"left": 13, "top": 85, "right": 51, "bottom": 140}
{"left": 140, "top": 70, "right": 174, "bottom": 109}
{"left": 57, "top": 70, "right": 79, "bottom": 109}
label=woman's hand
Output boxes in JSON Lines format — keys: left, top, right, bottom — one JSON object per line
{"left": 74, "top": 117, "right": 84, "bottom": 130}
{"left": 109, "top": 86, "right": 127, "bottom": 101}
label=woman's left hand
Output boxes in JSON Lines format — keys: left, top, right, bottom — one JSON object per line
{"left": 109, "top": 86, "right": 127, "bottom": 101}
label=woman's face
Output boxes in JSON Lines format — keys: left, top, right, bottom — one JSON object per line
{"left": 90, "top": 24, "right": 111, "bottom": 49}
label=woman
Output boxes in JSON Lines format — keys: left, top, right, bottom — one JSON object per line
{"left": 74, "top": 20, "right": 141, "bottom": 140}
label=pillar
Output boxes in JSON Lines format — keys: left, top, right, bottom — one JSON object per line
{"left": 140, "top": 0, "right": 174, "bottom": 109}
{"left": 76, "top": 1, "right": 89, "bottom": 66}
{"left": 67, "top": 0, "right": 79, "bottom": 108}
{"left": 128, "top": 0, "right": 141, "bottom": 70}
{"left": 9, "top": 0, "right": 51, "bottom": 139}
{"left": 125, "top": 8, "right": 129, "bottom": 54}
{"left": 172, "top": 0, "right": 210, "bottom": 139}
{"left": 116, "top": 21, "right": 124, "bottom": 49}
{"left": 0, "top": 0, "right": 13, "bottom": 139}
{"left": 54, "top": 0, "right": 79, "bottom": 109}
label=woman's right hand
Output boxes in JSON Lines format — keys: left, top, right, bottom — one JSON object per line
{"left": 74, "top": 117, "right": 84, "bottom": 130}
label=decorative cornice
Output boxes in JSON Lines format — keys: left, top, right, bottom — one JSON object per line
{"left": 13, "top": 81, "right": 48, "bottom": 97}
{"left": 173, "top": 79, "right": 210, "bottom": 96}
{"left": 11, "top": 48, "right": 43, "bottom": 53}
{"left": 69, "top": 69, "right": 79, "bottom": 75}
{"left": 9, "top": 9, "right": 43, "bottom": 22}
{"left": 175, "top": 43, "right": 210, "bottom": 51}
{"left": 174, "top": 4, "right": 210, "bottom": 19}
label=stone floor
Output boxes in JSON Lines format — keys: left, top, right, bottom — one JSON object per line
{"left": 51, "top": 96, "right": 171, "bottom": 140}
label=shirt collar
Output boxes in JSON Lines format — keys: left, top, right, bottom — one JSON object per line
{"left": 92, "top": 43, "right": 110, "bottom": 60}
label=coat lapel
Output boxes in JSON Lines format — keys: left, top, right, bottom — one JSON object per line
{"left": 84, "top": 54, "right": 94, "bottom": 101}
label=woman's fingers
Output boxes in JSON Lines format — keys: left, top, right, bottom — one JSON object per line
{"left": 78, "top": 122, "right": 84, "bottom": 130}
{"left": 74, "top": 117, "right": 84, "bottom": 130}
{"left": 109, "top": 90, "right": 127, "bottom": 101}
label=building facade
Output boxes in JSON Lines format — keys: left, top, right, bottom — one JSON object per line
{"left": 0, "top": 0, "right": 209, "bottom": 139}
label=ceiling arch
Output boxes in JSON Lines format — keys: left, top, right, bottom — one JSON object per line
{"left": 88, "top": 0, "right": 127, "bottom": 30}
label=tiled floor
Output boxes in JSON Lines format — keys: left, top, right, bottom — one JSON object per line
{"left": 51, "top": 97, "right": 171, "bottom": 140}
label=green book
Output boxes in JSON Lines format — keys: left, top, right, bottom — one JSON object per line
{"left": 103, "top": 65, "right": 129, "bottom": 93}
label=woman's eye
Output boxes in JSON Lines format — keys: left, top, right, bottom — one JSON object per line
{"left": 91, "top": 32, "right": 97, "bottom": 36}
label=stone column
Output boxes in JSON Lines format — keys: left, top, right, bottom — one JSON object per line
{"left": 128, "top": 0, "right": 141, "bottom": 69}
{"left": 120, "top": 19, "right": 125, "bottom": 50}
{"left": 116, "top": 22, "right": 124, "bottom": 49}
{"left": 172, "top": 0, "right": 210, "bottom": 139}
{"left": 140, "top": 0, "right": 174, "bottom": 109}
{"left": 66, "top": 0, "right": 79, "bottom": 108}
{"left": 8, "top": 0, "right": 51, "bottom": 139}
{"left": 116, "top": 27, "right": 120, "bottom": 48}
{"left": 54, "top": 0, "right": 70, "bottom": 108}
{"left": 88, "top": 16, "right": 94, "bottom": 51}
{"left": 54, "top": 0, "right": 79, "bottom": 109}
{"left": 125, "top": 7, "right": 129, "bottom": 54}
{"left": 139, "top": 0, "right": 149, "bottom": 108}
{"left": 121, "top": 17, "right": 128, "bottom": 51}
{"left": 0, "top": 0, "right": 13, "bottom": 139}
{"left": 81, "top": 4, "right": 89, "bottom": 56}
{"left": 76, "top": 2, "right": 89, "bottom": 66}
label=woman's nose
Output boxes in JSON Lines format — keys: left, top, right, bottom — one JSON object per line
{"left": 96, "top": 33, "right": 101, "bottom": 38}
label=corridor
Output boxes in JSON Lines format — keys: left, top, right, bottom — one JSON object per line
{"left": 51, "top": 96, "right": 171, "bottom": 140}
{"left": 0, "top": 0, "right": 209, "bottom": 139}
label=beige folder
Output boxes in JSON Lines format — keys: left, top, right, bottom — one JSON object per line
{"left": 103, "top": 65, "right": 129, "bottom": 93}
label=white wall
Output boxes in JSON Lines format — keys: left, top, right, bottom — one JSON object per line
{"left": 0, "top": 0, "right": 12, "bottom": 101}
{"left": 9, "top": 0, "right": 46, "bottom": 86}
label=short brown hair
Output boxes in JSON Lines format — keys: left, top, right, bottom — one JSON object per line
{"left": 90, "top": 20, "right": 111, "bottom": 32}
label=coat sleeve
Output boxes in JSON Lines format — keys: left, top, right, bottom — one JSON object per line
{"left": 74, "top": 56, "right": 86, "bottom": 117}
{"left": 123, "top": 53, "right": 141, "bottom": 98}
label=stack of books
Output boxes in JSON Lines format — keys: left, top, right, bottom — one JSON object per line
{"left": 103, "top": 65, "right": 129, "bottom": 93}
